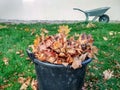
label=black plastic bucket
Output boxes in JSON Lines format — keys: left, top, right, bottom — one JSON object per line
{"left": 26, "top": 49, "right": 92, "bottom": 90}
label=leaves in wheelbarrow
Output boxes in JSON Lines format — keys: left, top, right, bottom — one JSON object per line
{"left": 31, "top": 25, "right": 98, "bottom": 69}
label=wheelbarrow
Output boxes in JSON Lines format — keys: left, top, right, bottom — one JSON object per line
{"left": 73, "top": 7, "right": 110, "bottom": 23}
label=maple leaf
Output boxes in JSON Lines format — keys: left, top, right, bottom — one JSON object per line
{"left": 66, "top": 55, "right": 73, "bottom": 64}
{"left": 52, "top": 41, "right": 62, "bottom": 50}
{"left": 20, "top": 77, "right": 31, "bottom": 90}
{"left": 36, "top": 53, "right": 46, "bottom": 61}
{"left": 58, "top": 25, "right": 71, "bottom": 35}
{"left": 103, "top": 69, "right": 114, "bottom": 80}
{"left": 45, "top": 36, "right": 53, "bottom": 47}
{"left": 31, "top": 79, "right": 38, "bottom": 90}
{"left": 71, "top": 56, "right": 82, "bottom": 69}
{"left": 66, "top": 48, "right": 76, "bottom": 55}
{"left": 79, "top": 53, "right": 88, "bottom": 62}
{"left": 34, "top": 36, "right": 41, "bottom": 48}
{"left": 47, "top": 57, "right": 56, "bottom": 63}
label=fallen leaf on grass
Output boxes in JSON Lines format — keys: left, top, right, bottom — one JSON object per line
{"left": 31, "top": 79, "right": 38, "bottom": 90}
{"left": 20, "top": 77, "right": 31, "bottom": 90}
{"left": 0, "top": 25, "right": 7, "bottom": 29}
{"left": 58, "top": 25, "right": 71, "bottom": 35}
{"left": 18, "top": 77, "right": 26, "bottom": 84}
{"left": 16, "top": 50, "right": 24, "bottom": 57}
{"left": 109, "top": 31, "right": 114, "bottom": 36}
{"left": 16, "top": 50, "right": 23, "bottom": 55}
{"left": 3, "top": 57, "right": 9, "bottom": 65}
{"left": 26, "top": 57, "right": 30, "bottom": 60}
{"left": 103, "top": 69, "right": 114, "bottom": 80}
{"left": 0, "top": 84, "right": 11, "bottom": 89}
{"left": 24, "top": 28, "right": 30, "bottom": 32}
{"left": 31, "top": 29, "right": 36, "bottom": 35}
{"left": 86, "top": 23, "right": 96, "bottom": 28}
{"left": 103, "top": 37, "right": 108, "bottom": 41}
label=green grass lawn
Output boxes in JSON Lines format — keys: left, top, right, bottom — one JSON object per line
{"left": 0, "top": 22, "right": 120, "bottom": 90}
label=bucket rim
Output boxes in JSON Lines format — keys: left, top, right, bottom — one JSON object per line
{"left": 26, "top": 49, "right": 92, "bottom": 68}
{"left": 33, "top": 58, "right": 92, "bottom": 68}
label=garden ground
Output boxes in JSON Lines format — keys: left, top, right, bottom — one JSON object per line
{"left": 0, "top": 22, "right": 120, "bottom": 90}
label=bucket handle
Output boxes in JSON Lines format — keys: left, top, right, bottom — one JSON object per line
{"left": 82, "top": 58, "right": 92, "bottom": 65}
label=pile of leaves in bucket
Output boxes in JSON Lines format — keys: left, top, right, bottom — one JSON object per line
{"left": 31, "top": 25, "right": 98, "bottom": 69}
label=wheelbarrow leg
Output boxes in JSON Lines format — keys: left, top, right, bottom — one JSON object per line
{"left": 92, "top": 16, "right": 99, "bottom": 22}
{"left": 85, "top": 13, "right": 89, "bottom": 22}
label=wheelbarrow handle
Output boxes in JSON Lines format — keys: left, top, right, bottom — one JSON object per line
{"left": 73, "top": 8, "right": 86, "bottom": 14}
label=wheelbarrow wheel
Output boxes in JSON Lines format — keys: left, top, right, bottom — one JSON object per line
{"left": 99, "top": 14, "right": 109, "bottom": 23}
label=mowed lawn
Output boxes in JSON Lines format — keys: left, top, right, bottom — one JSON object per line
{"left": 0, "top": 22, "right": 120, "bottom": 90}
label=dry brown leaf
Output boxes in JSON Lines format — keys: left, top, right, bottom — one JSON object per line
{"left": 0, "top": 25, "right": 7, "bottom": 29}
{"left": 62, "top": 62, "right": 69, "bottom": 67}
{"left": 71, "top": 57, "right": 82, "bottom": 69}
{"left": 103, "top": 69, "right": 114, "bottom": 80}
{"left": 24, "top": 28, "right": 30, "bottom": 32}
{"left": 31, "top": 29, "right": 36, "bottom": 35}
{"left": 0, "top": 84, "right": 11, "bottom": 89}
{"left": 18, "top": 77, "right": 25, "bottom": 84}
{"left": 47, "top": 57, "right": 56, "bottom": 63}
{"left": 16, "top": 50, "right": 23, "bottom": 55}
{"left": 31, "top": 79, "right": 38, "bottom": 90}
{"left": 20, "top": 77, "right": 31, "bottom": 90}
{"left": 67, "top": 48, "right": 76, "bottom": 55}
{"left": 41, "top": 28, "right": 49, "bottom": 33}
{"left": 58, "top": 25, "right": 71, "bottom": 35}
{"left": 26, "top": 57, "right": 30, "bottom": 60}
{"left": 52, "top": 41, "right": 62, "bottom": 50}
{"left": 34, "top": 36, "right": 41, "bottom": 48}
{"left": 20, "top": 53, "right": 24, "bottom": 57}
{"left": 86, "top": 23, "right": 96, "bottom": 28}
{"left": 79, "top": 53, "right": 88, "bottom": 62}
{"left": 3, "top": 57, "right": 9, "bottom": 65}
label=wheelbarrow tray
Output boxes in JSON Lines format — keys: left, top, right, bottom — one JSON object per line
{"left": 85, "top": 7, "right": 110, "bottom": 16}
